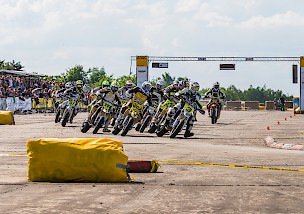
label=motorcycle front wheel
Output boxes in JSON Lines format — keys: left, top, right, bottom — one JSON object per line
{"left": 55, "top": 109, "right": 61, "bottom": 123}
{"left": 170, "top": 120, "right": 185, "bottom": 138}
{"left": 121, "top": 117, "right": 133, "bottom": 136}
{"left": 92, "top": 116, "right": 104, "bottom": 134}
{"left": 140, "top": 115, "right": 151, "bottom": 133}
{"left": 156, "top": 125, "right": 167, "bottom": 137}
{"left": 61, "top": 112, "right": 70, "bottom": 127}
{"left": 211, "top": 109, "right": 217, "bottom": 124}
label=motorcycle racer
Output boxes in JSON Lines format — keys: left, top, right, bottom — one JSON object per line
{"left": 203, "top": 82, "right": 226, "bottom": 117}
{"left": 88, "top": 80, "right": 121, "bottom": 132}
{"left": 162, "top": 81, "right": 205, "bottom": 137}
{"left": 113, "top": 81, "right": 153, "bottom": 132}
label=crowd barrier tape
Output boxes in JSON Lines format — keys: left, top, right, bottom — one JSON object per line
{"left": 158, "top": 160, "right": 304, "bottom": 173}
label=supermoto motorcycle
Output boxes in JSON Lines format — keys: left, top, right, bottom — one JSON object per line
{"left": 61, "top": 94, "right": 79, "bottom": 127}
{"left": 92, "top": 99, "right": 117, "bottom": 134}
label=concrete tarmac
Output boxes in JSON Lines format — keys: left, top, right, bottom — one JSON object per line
{"left": 0, "top": 110, "right": 304, "bottom": 213}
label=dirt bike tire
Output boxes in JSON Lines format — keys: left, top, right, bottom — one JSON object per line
{"left": 61, "top": 112, "right": 70, "bottom": 127}
{"left": 91, "top": 108, "right": 101, "bottom": 126}
{"left": 112, "top": 125, "right": 121, "bottom": 135}
{"left": 92, "top": 117, "right": 104, "bottom": 134}
{"left": 148, "top": 123, "right": 157, "bottom": 133}
{"left": 135, "top": 123, "right": 141, "bottom": 131}
{"left": 140, "top": 115, "right": 151, "bottom": 133}
{"left": 159, "top": 113, "right": 167, "bottom": 126}
{"left": 156, "top": 125, "right": 167, "bottom": 137}
{"left": 55, "top": 110, "right": 61, "bottom": 123}
{"left": 110, "top": 118, "right": 115, "bottom": 127}
{"left": 211, "top": 110, "right": 216, "bottom": 124}
{"left": 80, "top": 121, "right": 91, "bottom": 133}
{"left": 121, "top": 117, "right": 133, "bottom": 136}
{"left": 170, "top": 120, "right": 185, "bottom": 138}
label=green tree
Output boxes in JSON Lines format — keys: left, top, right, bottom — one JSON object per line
{"left": 222, "top": 85, "right": 243, "bottom": 101}
{"left": 87, "top": 67, "right": 106, "bottom": 84}
{"left": 0, "top": 60, "right": 24, "bottom": 70}
{"left": 115, "top": 74, "right": 136, "bottom": 87}
{"left": 66, "top": 65, "right": 88, "bottom": 82}
{"left": 161, "top": 72, "right": 175, "bottom": 86}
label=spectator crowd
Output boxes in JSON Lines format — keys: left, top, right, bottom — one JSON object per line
{"left": 0, "top": 75, "right": 90, "bottom": 112}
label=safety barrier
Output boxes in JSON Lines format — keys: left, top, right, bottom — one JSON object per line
{"left": 32, "top": 98, "right": 88, "bottom": 112}
{"left": 0, "top": 97, "right": 88, "bottom": 112}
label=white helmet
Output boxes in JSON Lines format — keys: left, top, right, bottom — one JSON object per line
{"left": 213, "top": 82, "right": 220, "bottom": 89}
{"left": 65, "top": 82, "right": 72, "bottom": 89}
{"left": 156, "top": 80, "right": 165, "bottom": 90}
{"left": 173, "top": 80, "right": 179, "bottom": 89}
{"left": 141, "top": 81, "right": 152, "bottom": 93}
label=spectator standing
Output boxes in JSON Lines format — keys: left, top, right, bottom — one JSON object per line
{"left": 273, "top": 98, "right": 278, "bottom": 110}
{"left": 6, "top": 86, "right": 15, "bottom": 111}
{"left": 0, "top": 87, "right": 7, "bottom": 110}
{"left": 280, "top": 96, "right": 285, "bottom": 111}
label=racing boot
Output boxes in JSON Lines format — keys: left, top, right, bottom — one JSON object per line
{"left": 184, "top": 130, "right": 194, "bottom": 138}
{"left": 103, "top": 127, "right": 111, "bottom": 132}
{"left": 103, "top": 118, "right": 111, "bottom": 132}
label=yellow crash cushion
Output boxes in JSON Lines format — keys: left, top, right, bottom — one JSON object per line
{"left": 0, "top": 111, "right": 15, "bottom": 125}
{"left": 27, "top": 138, "right": 130, "bottom": 182}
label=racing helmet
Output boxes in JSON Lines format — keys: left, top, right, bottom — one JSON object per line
{"left": 110, "top": 81, "right": 119, "bottom": 92}
{"left": 213, "top": 82, "right": 220, "bottom": 89}
{"left": 76, "top": 80, "right": 83, "bottom": 89}
{"left": 179, "top": 80, "right": 187, "bottom": 89}
{"left": 102, "top": 80, "right": 110, "bottom": 88}
{"left": 156, "top": 80, "right": 165, "bottom": 90}
{"left": 173, "top": 80, "right": 179, "bottom": 89}
{"left": 190, "top": 82, "right": 200, "bottom": 92}
{"left": 65, "top": 82, "right": 72, "bottom": 89}
{"left": 126, "top": 80, "right": 133, "bottom": 89}
{"left": 141, "top": 81, "right": 152, "bottom": 93}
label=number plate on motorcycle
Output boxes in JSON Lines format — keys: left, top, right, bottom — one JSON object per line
{"left": 134, "top": 92, "right": 146, "bottom": 103}
{"left": 185, "top": 104, "right": 194, "bottom": 113}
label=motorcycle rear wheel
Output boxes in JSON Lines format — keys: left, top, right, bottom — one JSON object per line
{"left": 80, "top": 121, "right": 91, "bottom": 133}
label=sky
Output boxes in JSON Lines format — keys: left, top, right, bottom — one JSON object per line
{"left": 1, "top": 0, "right": 304, "bottom": 96}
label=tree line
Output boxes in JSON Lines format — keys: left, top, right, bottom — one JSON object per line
{"left": 0, "top": 60, "right": 24, "bottom": 71}
{"left": 2, "top": 61, "right": 292, "bottom": 102}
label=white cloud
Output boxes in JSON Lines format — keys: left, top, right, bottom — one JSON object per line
{"left": 174, "top": 0, "right": 201, "bottom": 13}
{"left": 194, "top": 11, "right": 233, "bottom": 27}
{"left": 0, "top": 0, "right": 304, "bottom": 96}
{"left": 238, "top": 11, "right": 304, "bottom": 28}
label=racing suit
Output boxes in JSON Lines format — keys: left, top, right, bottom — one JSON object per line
{"left": 204, "top": 87, "right": 226, "bottom": 116}
{"left": 89, "top": 87, "right": 121, "bottom": 131}
{"left": 115, "top": 87, "right": 152, "bottom": 128}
